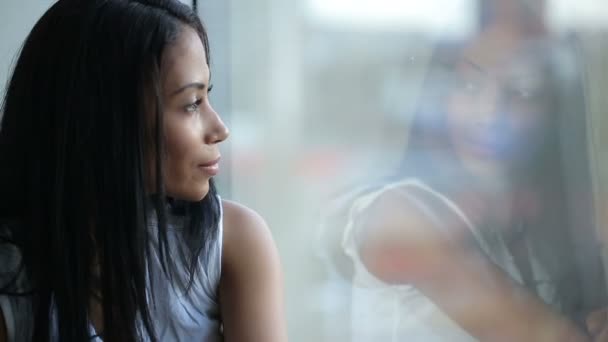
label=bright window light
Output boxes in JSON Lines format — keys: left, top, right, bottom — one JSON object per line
{"left": 547, "top": 0, "right": 608, "bottom": 31}
{"left": 307, "top": 0, "right": 477, "bottom": 37}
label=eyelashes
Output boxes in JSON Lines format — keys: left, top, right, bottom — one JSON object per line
{"left": 183, "top": 84, "right": 213, "bottom": 113}
{"left": 185, "top": 98, "right": 203, "bottom": 113}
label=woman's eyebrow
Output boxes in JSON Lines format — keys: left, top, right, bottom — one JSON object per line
{"left": 170, "top": 82, "right": 206, "bottom": 96}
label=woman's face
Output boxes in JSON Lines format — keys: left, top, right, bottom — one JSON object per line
{"left": 445, "top": 29, "right": 551, "bottom": 178}
{"left": 155, "top": 26, "right": 229, "bottom": 201}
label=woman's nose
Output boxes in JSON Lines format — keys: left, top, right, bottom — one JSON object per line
{"left": 204, "top": 109, "right": 230, "bottom": 145}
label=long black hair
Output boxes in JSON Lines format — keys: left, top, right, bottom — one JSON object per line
{"left": 0, "top": 0, "right": 221, "bottom": 340}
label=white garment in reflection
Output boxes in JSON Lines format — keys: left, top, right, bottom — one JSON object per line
{"left": 341, "top": 179, "right": 557, "bottom": 341}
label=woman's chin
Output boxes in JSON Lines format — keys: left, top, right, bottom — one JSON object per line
{"left": 168, "top": 181, "right": 210, "bottom": 202}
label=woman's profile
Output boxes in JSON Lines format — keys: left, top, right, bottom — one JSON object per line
{"left": 0, "top": 0, "right": 287, "bottom": 341}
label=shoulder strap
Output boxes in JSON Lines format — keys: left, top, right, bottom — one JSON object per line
{"left": 392, "top": 180, "right": 488, "bottom": 257}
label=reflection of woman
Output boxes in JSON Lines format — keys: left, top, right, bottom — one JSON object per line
{"left": 0, "top": 1, "right": 286, "bottom": 341}
{"left": 341, "top": 23, "right": 600, "bottom": 341}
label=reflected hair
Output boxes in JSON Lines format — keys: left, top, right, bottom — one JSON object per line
{"left": 393, "top": 38, "right": 588, "bottom": 317}
{"left": 0, "top": 0, "right": 219, "bottom": 341}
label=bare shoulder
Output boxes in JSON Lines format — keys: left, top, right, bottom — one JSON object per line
{"left": 355, "top": 185, "right": 588, "bottom": 341}
{"left": 356, "top": 184, "right": 450, "bottom": 250}
{"left": 355, "top": 184, "right": 466, "bottom": 284}
{"left": 219, "top": 200, "right": 287, "bottom": 341}
{"left": 359, "top": 185, "right": 433, "bottom": 232}
{"left": 221, "top": 200, "right": 276, "bottom": 264}
{"left": 358, "top": 183, "right": 469, "bottom": 240}
{"left": 222, "top": 200, "right": 267, "bottom": 233}
{"left": 219, "top": 199, "right": 282, "bottom": 287}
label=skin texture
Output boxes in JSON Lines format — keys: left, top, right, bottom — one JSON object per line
{"left": 220, "top": 200, "right": 288, "bottom": 342}
{"left": 161, "top": 27, "right": 287, "bottom": 341}
{"left": 157, "top": 26, "right": 229, "bottom": 201}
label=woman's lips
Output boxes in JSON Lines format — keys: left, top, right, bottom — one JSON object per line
{"left": 198, "top": 157, "right": 220, "bottom": 176}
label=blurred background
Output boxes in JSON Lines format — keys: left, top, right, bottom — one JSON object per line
{"left": 2, "top": 0, "right": 608, "bottom": 340}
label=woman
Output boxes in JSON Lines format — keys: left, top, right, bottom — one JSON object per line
{"left": 0, "top": 0, "right": 287, "bottom": 341}
{"left": 339, "top": 10, "right": 604, "bottom": 342}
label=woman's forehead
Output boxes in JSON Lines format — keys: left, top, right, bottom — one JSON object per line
{"left": 160, "top": 26, "right": 209, "bottom": 93}
{"left": 460, "top": 25, "right": 541, "bottom": 67}
{"left": 457, "top": 33, "right": 547, "bottom": 82}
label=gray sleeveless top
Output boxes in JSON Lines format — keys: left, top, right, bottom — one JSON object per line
{"left": 0, "top": 198, "right": 224, "bottom": 342}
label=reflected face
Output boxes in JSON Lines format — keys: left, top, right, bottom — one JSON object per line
{"left": 155, "top": 26, "right": 229, "bottom": 201}
{"left": 445, "top": 34, "right": 550, "bottom": 177}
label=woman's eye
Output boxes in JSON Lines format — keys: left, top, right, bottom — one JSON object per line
{"left": 185, "top": 98, "right": 203, "bottom": 112}
{"left": 207, "top": 84, "right": 214, "bottom": 93}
